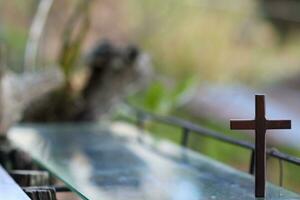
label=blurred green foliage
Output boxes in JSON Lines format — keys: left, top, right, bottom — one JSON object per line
{"left": 59, "top": 0, "right": 91, "bottom": 82}
{"left": 0, "top": 0, "right": 36, "bottom": 71}
{"left": 128, "top": 76, "right": 196, "bottom": 114}
{"left": 124, "top": 0, "right": 300, "bottom": 84}
{"left": 0, "top": 25, "right": 27, "bottom": 71}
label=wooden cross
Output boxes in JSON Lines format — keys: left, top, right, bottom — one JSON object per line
{"left": 230, "top": 95, "right": 291, "bottom": 198}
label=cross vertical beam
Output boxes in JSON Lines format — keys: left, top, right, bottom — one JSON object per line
{"left": 230, "top": 95, "right": 291, "bottom": 198}
{"left": 255, "top": 95, "right": 266, "bottom": 197}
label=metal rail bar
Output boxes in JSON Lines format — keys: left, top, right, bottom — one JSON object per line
{"left": 131, "top": 106, "right": 300, "bottom": 167}
{"left": 181, "top": 128, "right": 190, "bottom": 147}
{"left": 249, "top": 150, "right": 255, "bottom": 175}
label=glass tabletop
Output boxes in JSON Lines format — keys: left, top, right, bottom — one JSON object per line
{"left": 8, "top": 122, "right": 300, "bottom": 200}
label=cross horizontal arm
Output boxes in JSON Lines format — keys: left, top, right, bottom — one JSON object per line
{"left": 266, "top": 120, "right": 291, "bottom": 129}
{"left": 230, "top": 120, "right": 255, "bottom": 130}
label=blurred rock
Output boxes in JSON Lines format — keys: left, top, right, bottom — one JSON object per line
{"left": 23, "top": 41, "right": 152, "bottom": 122}
{"left": 77, "top": 41, "right": 152, "bottom": 120}
{"left": 0, "top": 67, "right": 64, "bottom": 134}
{"left": 23, "top": 186, "right": 57, "bottom": 200}
{"left": 10, "top": 170, "right": 50, "bottom": 187}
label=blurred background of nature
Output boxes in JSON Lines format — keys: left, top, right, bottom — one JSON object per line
{"left": 1, "top": 0, "right": 300, "bottom": 193}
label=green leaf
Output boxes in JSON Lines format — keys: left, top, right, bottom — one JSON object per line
{"left": 143, "top": 81, "right": 166, "bottom": 111}
{"left": 172, "top": 76, "right": 197, "bottom": 106}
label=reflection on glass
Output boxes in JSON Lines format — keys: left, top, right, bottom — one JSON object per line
{"left": 8, "top": 122, "right": 300, "bottom": 200}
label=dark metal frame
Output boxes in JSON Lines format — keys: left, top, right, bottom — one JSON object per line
{"left": 131, "top": 106, "right": 300, "bottom": 187}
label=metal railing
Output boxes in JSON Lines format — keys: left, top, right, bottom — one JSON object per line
{"left": 130, "top": 106, "right": 300, "bottom": 187}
